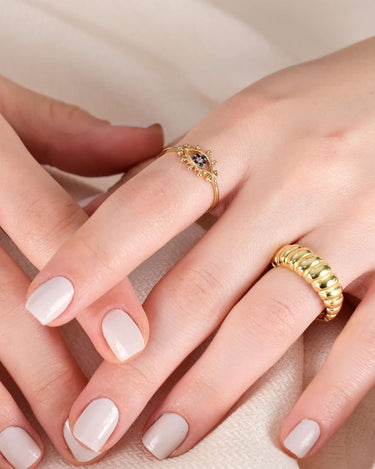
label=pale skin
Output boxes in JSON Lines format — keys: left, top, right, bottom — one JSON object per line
{"left": 0, "top": 76, "right": 163, "bottom": 465}
{"left": 1, "top": 37, "right": 375, "bottom": 465}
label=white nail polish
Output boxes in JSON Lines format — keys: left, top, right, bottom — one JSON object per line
{"left": 142, "top": 413, "right": 189, "bottom": 460}
{"left": 0, "top": 427, "right": 41, "bottom": 469}
{"left": 63, "top": 420, "right": 101, "bottom": 463}
{"left": 73, "top": 398, "right": 119, "bottom": 452}
{"left": 102, "top": 309, "right": 145, "bottom": 362}
{"left": 25, "top": 276, "right": 74, "bottom": 325}
{"left": 283, "top": 419, "right": 320, "bottom": 458}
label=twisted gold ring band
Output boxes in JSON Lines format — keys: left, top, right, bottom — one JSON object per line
{"left": 271, "top": 244, "right": 344, "bottom": 322}
{"left": 160, "top": 144, "right": 219, "bottom": 212}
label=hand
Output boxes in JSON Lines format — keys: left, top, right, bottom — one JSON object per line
{"left": 0, "top": 76, "right": 166, "bottom": 365}
{"left": 27, "top": 37, "right": 375, "bottom": 461}
{"left": 0, "top": 76, "right": 163, "bottom": 466}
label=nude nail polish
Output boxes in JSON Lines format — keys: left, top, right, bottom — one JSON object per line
{"left": 73, "top": 398, "right": 119, "bottom": 452}
{"left": 25, "top": 276, "right": 74, "bottom": 325}
{"left": 63, "top": 420, "right": 101, "bottom": 463}
{"left": 102, "top": 309, "right": 145, "bottom": 361}
{"left": 142, "top": 413, "right": 189, "bottom": 459}
{"left": 283, "top": 419, "right": 320, "bottom": 458}
{"left": 0, "top": 426, "right": 41, "bottom": 469}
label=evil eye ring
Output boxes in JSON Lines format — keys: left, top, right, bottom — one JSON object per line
{"left": 160, "top": 144, "right": 219, "bottom": 212}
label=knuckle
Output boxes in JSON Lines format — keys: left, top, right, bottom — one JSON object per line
{"left": 46, "top": 98, "right": 89, "bottom": 123}
{"left": 0, "top": 401, "right": 16, "bottom": 423}
{"left": 171, "top": 374, "right": 228, "bottom": 413}
{"left": 74, "top": 235, "right": 114, "bottom": 273}
{"left": 322, "top": 382, "right": 356, "bottom": 425}
{"left": 30, "top": 366, "right": 77, "bottom": 408}
{"left": 118, "top": 169, "right": 172, "bottom": 212}
{"left": 0, "top": 281, "right": 24, "bottom": 324}
{"left": 113, "top": 169, "right": 176, "bottom": 234}
{"left": 243, "top": 295, "right": 298, "bottom": 344}
{"left": 15, "top": 194, "right": 85, "bottom": 256}
{"left": 0, "top": 276, "right": 20, "bottom": 310}
{"left": 119, "top": 361, "right": 158, "bottom": 399}
{"left": 356, "top": 323, "right": 375, "bottom": 366}
{"left": 155, "top": 262, "right": 226, "bottom": 326}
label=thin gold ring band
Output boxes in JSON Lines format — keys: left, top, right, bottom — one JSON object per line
{"left": 160, "top": 144, "right": 219, "bottom": 212}
{"left": 271, "top": 244, "right": 344, "bottom": 322}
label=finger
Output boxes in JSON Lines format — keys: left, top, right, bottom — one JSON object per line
{"left": 0, "top": 382, "right": 43, "bottom": 469}
{"left": 0, "top": 75, "right": 163, "bottom": 175}
{"left": 64, "top": 265, "right": 318, "bottom": 455}
{"left": 138, "top": 229, "right": 367, "bottom": 459}
{"left": 66, "top": 192, "right": 371, "bottom": 454}
{"left": 25, "top": 112, "right": 255, "bottom": 325}
{"left": 280, "top": 286, "right": 375, "bottom": 459}
{"left": 61, "top": 189, "right": 303, "bottom": 453}
{"left": 140, "top": 267, "right": 323, "bottom": 459}
{"left": 83, "top": 129, "right": 190, "bottom": 214}
{"left": 0, "top": 245, "right": 104, "bottom": 464}
{"left": 84, "top": 157, "right": 158, "bottom": 215}
{"left": 0, "top": 116, "right": 148, "bottom": 362}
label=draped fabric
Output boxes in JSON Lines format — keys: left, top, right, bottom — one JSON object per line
{"left": 0, "top": 1, "right": 374, "bottom": 467}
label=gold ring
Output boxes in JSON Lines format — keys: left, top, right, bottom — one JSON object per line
{"left": 271, "top": 244, "right": 344, "bottom": 321}
{"left": 160, "top": 144, "right": 219, "bottom": 211}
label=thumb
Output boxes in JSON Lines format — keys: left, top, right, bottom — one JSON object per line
{"left": 0, "top": 76, "right": 164, "bottom": 176}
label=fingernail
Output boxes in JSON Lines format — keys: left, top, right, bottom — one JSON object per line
{"left": 283, "top": 419, "right": 320, "bottom": 458}
{"left": 142, "top": 413, "right": 189, "bottom": 460}
{"left": 26, "top": 276, "right": 74, "bottom": 325}
{"left": 102, "top": 309, "right": 145, "bottom": 361}
{"left": 112, "top": 121, "right": 158, "bottom": 128}
{"left": 73, "top": 398, "right": 119, "bottom": 452}
{"left": 63, "top": 420, "right": 101, "bottom": 463}
{"left": 0, "top": 426, "right": 41, "bottom": 469}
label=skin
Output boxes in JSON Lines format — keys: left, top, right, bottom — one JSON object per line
{"left": 46, "top": 36, "right": 375, "bottom": 461}
{"left": 4, "top": 36, "right": 375, "bottom": 464}
{"left": 0, "top": 76, "right": 163, "bottom": 465}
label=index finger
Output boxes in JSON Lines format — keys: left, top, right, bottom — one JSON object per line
{"left": 25, "top": 119, "right": 246, "bottom": 326}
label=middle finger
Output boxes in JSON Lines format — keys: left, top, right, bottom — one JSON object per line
{"left": 25, "top": 108, "right": 251, "bottom": 326}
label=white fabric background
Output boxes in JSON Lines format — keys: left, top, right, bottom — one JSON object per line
{"left": 0, "top": 0, "right": 374, "bottom": 467}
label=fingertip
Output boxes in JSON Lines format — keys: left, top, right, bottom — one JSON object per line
{"left": 280, "top": 418, "right": 321, "bottom": 459}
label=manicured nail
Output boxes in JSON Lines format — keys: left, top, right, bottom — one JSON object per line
{"left": 142, "top": 413, "right": 189, "bottom": 459}
{"left": 102, "top": 309, "right": 145, "bottom": 361}
{"left": 283, "top": 419, "right": 320, "bottom": 458}
{"left": 73, "top": 398, "right": 119, "bottom": 452}
{"left": 0, "top": 426, "right": 41, "bottom": 469}
{"left": 63, "top": 420, "right": 101, "bottom": 463}
{"left": 25, "top": 276, "right": 74, "bottom": 325}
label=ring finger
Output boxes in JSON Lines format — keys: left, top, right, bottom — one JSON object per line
{"left": 138, "top": 224, "right": 371, "bottom": 459}
{"left": 25, "top": 97, "right": 255, "bottom": 326}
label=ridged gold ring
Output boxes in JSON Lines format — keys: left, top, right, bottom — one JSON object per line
{"left": 160, "top": 144, "right": 219, "bottom": 212}
{"left": 271, "top": 244, "right": 344, "bottom": 321}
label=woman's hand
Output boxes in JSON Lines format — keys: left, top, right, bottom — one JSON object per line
{"left": 0, "top": 76, "right": 164, "bottom": 466}
{"left": 0, "top": 76, "right": 165, "bottom": 366}
{"left": 27, "top": 37, "right": 375, "bottom": 461}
